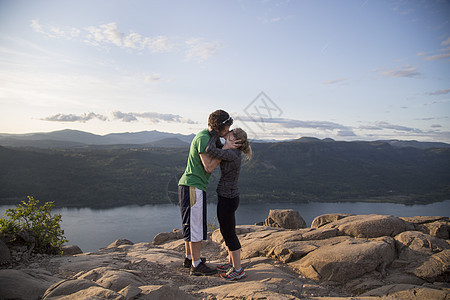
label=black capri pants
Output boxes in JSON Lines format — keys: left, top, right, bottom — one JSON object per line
{"left": 217, "top": 195, "right": 241, "bottom": 251}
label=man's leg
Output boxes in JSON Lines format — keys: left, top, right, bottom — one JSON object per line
{"left": 185, "top": 241, "right": 191, "bottom": 257}
{"left": 190, "top": 241, "right": 202, "bottom": 263}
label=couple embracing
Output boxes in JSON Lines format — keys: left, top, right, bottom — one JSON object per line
{"left": 178, "top": 109, "right": 252, "bottom": 280}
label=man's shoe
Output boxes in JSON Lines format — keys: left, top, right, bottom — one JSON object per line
{"left": 190, "top": 261, "right": 218, "bottom": 276}
{"left": 216, "top": 262, "right": 233, "bottom": 272}
{"left": 183, "top": 257, "right": 206, "bottom": 268}
{"left": 220, "top": 268, "right": 246, "bottom": 281}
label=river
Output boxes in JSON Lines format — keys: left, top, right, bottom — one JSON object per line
{"left": 1, "top": 200, "right": 449, "bottom": 252}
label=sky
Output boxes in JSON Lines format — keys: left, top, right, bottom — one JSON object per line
{"left": 0, "top": 0, "right": 449, "bottom": 142}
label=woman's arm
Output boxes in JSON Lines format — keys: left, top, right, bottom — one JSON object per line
{"left": 206, "top": 134, "right": 239, "bottom": 161}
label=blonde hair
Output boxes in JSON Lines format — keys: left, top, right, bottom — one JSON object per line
{"left": 233, "top": 128, "right": 252, "bottom": 159}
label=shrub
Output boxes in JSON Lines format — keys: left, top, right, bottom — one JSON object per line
{"left": 0, "top": 196, "right": 68, "bottom": 254}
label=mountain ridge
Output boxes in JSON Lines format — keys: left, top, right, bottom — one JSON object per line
{"left": 0, "top": 129, "right": 449, "bottom": 149}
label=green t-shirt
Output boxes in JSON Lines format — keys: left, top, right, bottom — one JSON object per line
{"left": 178, "top": 129, "right": 211, "bottom": 191}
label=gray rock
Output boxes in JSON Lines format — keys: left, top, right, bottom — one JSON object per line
{"left": 289, "top": 237, "right": 396, "bottom": 283}
{"left": 0, "top": 269, "right": 61, "bottom": 300}
{"left": 118, "top": 285, "right": 142, "bottom": 299}
{"left": 400, "top": 216, "right": 448, "bottom": 224}
{"left": 139, "top": 285, "right": 196, "bottom": 300}
{"left": 361, "top": 283, "right": 449, "bottom": 299}
{"left": 153, "top": 229, "right": 183, "bottom": 245}
{"left": 322, "top": 214, "right": 414, "bottom": 238}
{"left": 311, "top": 213, "right": 354, "bottom": 228}
{"left": 264, "top": 209, "right": 306, "bottom": 229}
{"left": 42, "top": 279, "right": 101, "bottom": 299}
{"left": 395, "top": 231, "right": 450, "bottom": 262}
{"left": 0, "top": 238, "right": 11, "bottom": 265}
{"left": 77, "top": 267, "right": 146, "bottom": 292}
{"left": 413, "top": 249, "right": 450, "bottom": 282}
{"left": 62, "top": 245, "right": 83, "bottom": 256}
{"left": 106, "top": 239, "right": 134, "bottom": 248}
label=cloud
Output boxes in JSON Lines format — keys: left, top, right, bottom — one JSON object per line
{"left": 112, "top": 111, "right": 197, "bottom": 124}
{"left": 145, "top": 73, "right": 161, "bottom": 83}
{"left": 31, "top": 20, "right": 220, "bottom": 62}
{"left": 42, "top": 112, "right": 108, "bottom": 122}
{"left": 360, "top": 121, "right": 422, "bottom": 133}
{"left": 377, "top": 65, "right": 421, "bottom": 78}
{"left": 85, "top": 22, "right": 123, "bottom": 47}
{"left": 337, "top": 130, "right": 357, "bottom": 137}
{"left": 419, "top": 41, "right": 450, "bottom": 61}
{"left": 323, "top": 78, "right": 348, "bottom": 85}
{"left": 441, "top": 37, "right": 450, "bottom": 46}
{"left": 30, "top": 20, "right": 66, "bottom": 39}
{"left": 42, "top": 111, "right": 197, "bottom": 124}
{"left": 112, "top": 111, "right": 137, "bottom": 122}
{"left": 185, "top": 38, "right": 223, "bottom": 62}
{"left": 423, "top": 49, "right": 450, "bottom": 61}
{"left": 236, "top": 116, "right": 349, "bottom": 131}
{"left": 428, "top": 88, "right": 450, "bottom": 96}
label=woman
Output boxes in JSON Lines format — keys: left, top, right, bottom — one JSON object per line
{"left": 206, "top": 128, "right": 252, "bottom": 280}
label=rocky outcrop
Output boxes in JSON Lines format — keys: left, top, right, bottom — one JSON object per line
{"left": 264, "top": 209, "right": 307, "bottom": 229}
{"left": 0, "top": 211, "right": 449, "bottom": 299}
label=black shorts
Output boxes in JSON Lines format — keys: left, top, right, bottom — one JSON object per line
{"left": 178, "top": 185, "right": 207, "bottom": 242}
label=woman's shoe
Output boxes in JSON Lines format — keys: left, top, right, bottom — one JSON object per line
{"left": 220, "top": 268, "right": 246, "bottom": 280}
{"left": 216, "top": 262, "right": 233, "bottom": 272}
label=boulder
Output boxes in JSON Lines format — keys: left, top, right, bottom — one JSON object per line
{"left": 264, "top": 209, "right": 306, "bottom": 229}
{"left": 153, "top": 229, "right": 183, "bottom": 245}
{"left": 289, "top": 237, "right": 396, "bottom": 283}
{"left": 62, "top": 245, "right": 83, "bottom": 256}
{"left": 76, "top": 267, "right": 146, "bottom": 292}
{"left": 270, "top": 241, "right": 319, "bottom": 263}
{"left": 106, "top": 239, "right": 134, "bottom": 248}
{"left": 311, "top": 213, "right": 354, "bottom": 228}
{"left": 0, "top": 238, "right": 11, "bottom": 264}
{"left": 412, "top": 249, "right": 450, "bottom": 282}
{"left": 419, "top": 221, "right": 450, "bottom": 240}
{"left": 42, "top": 279, "right": 101, "bottom": 299}
{"left": 361, "top": 283, "right": 449, "bottom": 299}
{"left": 118, "top": 285, "right": 142, "bottom": 299}
{"left": 321, "top": 214, "right": 414, "bottom": 238}
{"left": 400, "top": 216, "right": 448, "bottom": 224}
{"left": 200, "top": 260, "right": 303, "bottom": 299}
{"left": 139, "top": 285, "right": 196, "bottom": 300}
{"left": 0, "top": 269, "right": 61, "bottom": 300}
{"left": 394, "top": 231, "right": 450, "bottom": 262}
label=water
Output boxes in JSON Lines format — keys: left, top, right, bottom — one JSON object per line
{"left": 1, "top": 200, "right": 449, "bottom": 253}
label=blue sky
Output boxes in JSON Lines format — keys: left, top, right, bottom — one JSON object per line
{"left": 0, "top": 0, "right": 449, "bottom": 142}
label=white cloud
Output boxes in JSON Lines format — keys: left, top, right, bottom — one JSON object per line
{"left": 112, "top": 111, "right": 197, "bottom": 124}
{"left": 31, "top": 20, "right": 210, "bottom": 60}
{"left": 30, "top": 20, "right": 66, "bottom": 39}
{"left": 428, "top": 88, "right": 450, "bottom": 96}
{"left": 145, "top": 73, "right": 161, "bottom": 83}
{"left": 441, "top": 37, "right": 450, "bottom": 46}
{"left": 185, "top": 38, "right": 223, "bottom": 62}
{"left": 42, "top": 112, "right": 108, "bottom": 122}
{"left": 377, "top": 64, "right": 421, "bottom": 78}
{"left": 323, "top": 78, "right": 349, "bottom": 85}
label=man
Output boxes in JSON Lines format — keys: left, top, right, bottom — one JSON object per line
{"left": 178, "top": 109, "right": 235, "bottom": 275}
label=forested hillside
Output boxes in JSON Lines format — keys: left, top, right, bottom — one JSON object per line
{"left": 1, "top": 138, "right": 449, "bottom": 207}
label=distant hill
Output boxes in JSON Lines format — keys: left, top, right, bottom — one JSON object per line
{"left": 0, "top": 129, "right": 195, "bottom": 148}
{"left": 0, "top": 137, "right": 449, "bottom": 208}
{"left": 1, "top": 130, "right": 449, "bottom": 150}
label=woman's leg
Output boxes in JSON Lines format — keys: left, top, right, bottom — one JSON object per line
{"left": 217, "top": 195, "right": 241, "bottom": 268}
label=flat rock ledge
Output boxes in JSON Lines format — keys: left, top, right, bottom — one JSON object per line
{"left": 0, "top": 212, "right": 449, "bottom": 299}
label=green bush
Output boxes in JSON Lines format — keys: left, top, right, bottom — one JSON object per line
{"left": 0, "top": 196, "right": 68, "bottom": 253}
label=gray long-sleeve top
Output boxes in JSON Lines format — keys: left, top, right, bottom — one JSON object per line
{"left": 206, "top": 134, "right": 242, "bottom": 198}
